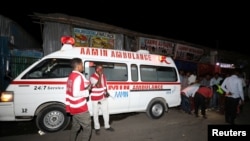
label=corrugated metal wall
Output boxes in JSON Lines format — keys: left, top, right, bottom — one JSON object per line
{"left": 43, "top": 22, "right": 71, "bottom": 55}
{"left": 42, "top": 21, "right": 126, "bottom": 55}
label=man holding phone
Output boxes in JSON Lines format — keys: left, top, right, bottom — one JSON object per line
{"left": 90, "top": 64, "right": 114, "bottom": 135}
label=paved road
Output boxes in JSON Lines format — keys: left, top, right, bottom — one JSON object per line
{"left": 1, "top": 101, "right": 250, "bottom": 141}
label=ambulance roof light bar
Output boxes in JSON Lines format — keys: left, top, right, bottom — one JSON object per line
{"left": 60, "top": 36, "right": 75, "bottom": 51}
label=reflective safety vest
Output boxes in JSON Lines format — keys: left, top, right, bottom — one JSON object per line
{"left": 216, "top": 84, "right": 224, "bottom": 95}
{"left": 66, "top": 72, "right": 88, "bottom": 115}
{"left": 90, "top": 72, "right": 107, "bottom": 101}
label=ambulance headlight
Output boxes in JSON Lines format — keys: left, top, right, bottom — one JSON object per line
{"left": 0, "top": 91, "right": 14, "bottom": 102}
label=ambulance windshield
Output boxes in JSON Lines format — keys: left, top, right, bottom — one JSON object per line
{"left": 22, "top": 58, "right": 72, "bottom": 79}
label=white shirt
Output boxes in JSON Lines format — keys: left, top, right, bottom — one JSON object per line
{"left": 221, "top": 75, "right": 244, "bottom": 100}
{"left": 188, "top": 74, "right": 196, "bottom": 85}
{"left": 210, "top": 76, "right": 223, "bottom": 86}
{"left": 181, "top": 83, "right": 200, "bottom": 97}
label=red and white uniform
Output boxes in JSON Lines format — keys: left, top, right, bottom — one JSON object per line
{"left": 66, "top": 71, "right": 90, "bottom": 115}
{"left": 90, "top": 72, "right": 107, "bottom": 101}
{"left": 90, "top": 72, "right": 110, "bottom": 130}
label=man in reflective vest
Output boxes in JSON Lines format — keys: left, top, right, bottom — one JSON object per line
{"left": 90, "top": 64, "right": 114, "bottom": 135}
{"left": 66, "top": 58, "right": 92, "bottom": 141}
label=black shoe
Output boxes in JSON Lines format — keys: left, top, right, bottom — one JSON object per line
{"left": 95, "top": 129, "right": 100, "bottom": 135}
{"left": 105, "top": 127, "right": 114, "bottom": 132}
{"left": 202, "top": 115, "right": 207, "bottom": 119}
{"left": 195, "top": 114, "right": 199, "bottom": 117}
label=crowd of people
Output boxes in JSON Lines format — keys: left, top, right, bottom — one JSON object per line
{"left": 179, "top": 69, "right": 247, "bottom": 124}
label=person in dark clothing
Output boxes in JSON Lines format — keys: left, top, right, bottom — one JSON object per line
{"left": 194, "top": 86, "right": 213, "bottom": 119}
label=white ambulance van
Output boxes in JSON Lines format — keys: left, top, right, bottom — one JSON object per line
{"left": 0, "top": 37, "right": 181, "bottom": 133}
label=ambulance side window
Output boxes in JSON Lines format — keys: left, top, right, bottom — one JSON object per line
{"left": 131, "top": 64, "right": 138, "bottom": 81}
{"left": 22, "top": 59, "right": 72, "bottom": 79}
{"left": 84, "top": 61, "right": 127, "bottom": 81}
{"left": 140, "top": 66, "right": 157, "bottom": 81}
{"left": 157, "top": 67, "right": 177, "bottom": 81}
{"left": 140, "top": 65, "right": 177, "bottom": 82}
{"left": 106, "top": 63, "right": 127, "bottom": 81}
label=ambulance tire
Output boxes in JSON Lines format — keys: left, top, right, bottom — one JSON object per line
{"left": 146, "top": 100, "right": 166, "bottom": 119}
{"left": 36, "top": 105, "right": 71, "bottom": 133}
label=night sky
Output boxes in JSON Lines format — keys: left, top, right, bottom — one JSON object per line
{"left": 0, "top": 5, "right": 248, "bottom": 56}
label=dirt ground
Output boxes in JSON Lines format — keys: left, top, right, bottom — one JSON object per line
{"left": 1, "top": 101, "right": 250, "bottom": 141}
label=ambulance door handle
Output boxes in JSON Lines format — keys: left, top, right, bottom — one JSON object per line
{"left": 19, "top": 85, "right": 29, "bottom": 87}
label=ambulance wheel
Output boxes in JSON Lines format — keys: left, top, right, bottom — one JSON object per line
{"left": 146, "top": 100, "right": 165, "bottom": 119}
{"left": 36, "top": 105, "right": 71, "bottom": 133}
